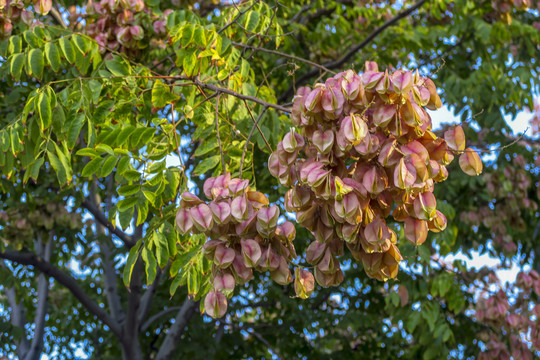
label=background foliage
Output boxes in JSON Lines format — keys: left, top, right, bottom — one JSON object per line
{"left": 0, "top": 0, "right": 539, "bottom": 359}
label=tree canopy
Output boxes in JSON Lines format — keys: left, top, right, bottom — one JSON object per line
{"left": 0, "top": 0, "right": 539, "bottom": 359}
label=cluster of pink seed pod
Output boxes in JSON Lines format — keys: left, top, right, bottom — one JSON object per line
{"left": 175, "top": 174, "right": 313, "bottom": 318}
{"left": 269, "top": 63, "right": 482, "bottom": 284}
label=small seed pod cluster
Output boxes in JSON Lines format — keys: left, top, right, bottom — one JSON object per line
{"left": 269, "top": 63, "right": 482, "bottom": 284}
{"left": 176, "top": 174, "right": 306, "bottom": 318}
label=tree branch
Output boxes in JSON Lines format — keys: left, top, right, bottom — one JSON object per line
{"left": 231, "top": 42, "right": 336, "bottom": 75}
{"left": 154, "top": 298, "right": 198, "bottom": 360}
{"left": 137, "top": 266, "right": 167, "bottom": 330}
{"left": 122, "top": 257, "right": 144, "bottom": 360}
{"left": 140, "top": 306, "right": 184, "bottom": 333}
{"left": 278, "top": 0, "right": 428, "bottom": 102}
{"left": 5, "top": 278, "right": 30, "bottom": 359}
{"left": 81, "top": 199, "right": 135, "bottom": 248}
{"left": 0, "top": 250, "right": 123, "bottom": 339}
{"left": 23, "top": 238, "right": 52, "bottom": 360}
{"left": 93, "top": 180, "right": 125, "bottom": 324}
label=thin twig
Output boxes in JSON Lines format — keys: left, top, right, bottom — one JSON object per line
{"left": 215, "top": 94, "right": 226, "bottom": 172}
{"left": 217, "top": 0, "right": 259, "bottom": 34}
{"left": 278, "top": 0, "right": 428, "bottom": 102}
{"left": 232, "top": 42, "right": 336, "bottom": 75}
{"left": 170, "top": 104, "right": 185, "bottom": 169}
{"left": 243, "top": 100, "right": 272, "bottom": 152}
{"left": 239, "top": 106, "right": 268, "bottom": 177}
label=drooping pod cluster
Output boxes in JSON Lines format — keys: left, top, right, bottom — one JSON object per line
{"left": 269, "top": 63, "right": 482, "bottom": 284}
{"left": 176, "top": 174, "right": 314, "bottom": 318}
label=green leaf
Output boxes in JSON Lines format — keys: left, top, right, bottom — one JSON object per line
{"left": 25, "top": 157, "right": 44, "bottom": 183}
{"left": 193, "top": 26, "right": 207, "bottom": 47}
{"left": 123, "top": 240, "right": 142, "bottom": 288}
{"left": 76, "top": 148, "right": 99, "bottom": 158}
{"left": 47, "top": 150, "right": 67, "bottom": 185}
{"left": 44, "top": 42, "right": 61, "bottom": 72}
{"left": 193, "top": 155, "right": 220, "bottom": 176}
{"left": 118, "top": 196, "right": 138, "bottom": 212}
{"left": 183, "top": 51, "right": 198, "bottom": 77}
{"left": 59, "top": 37, "right": 75, "bottom": 63}
{"left": 217, "top": 69, "right": 229, "bottom": 81}
{"left": 10, "top": 53, "right": 24, "bottom": 80}
{"left": 187, "top": 267, "right": 200, "bottom": 296}
{"left": 36, "top": 92, "right": 52, "bottom": 130}
{"left": 118, "top": 184, "right": 140, "bottom": 196}
{"left": 81, "top": 157, "right": 103, "bottom": 177}
{"left": 151, "top": 79, "right": 180, "bottom": 108}
{"left": 52, "top": 106, "right": 66, "bottom": 135}
{"left": 67, "top": 114, "right": 85, "bottom": 149}
{"left": 100, "top": 155, "right": 118, "bottom": 177}
{"left": 23, "top": 30, "right": 41, "bottom": 47}
{"left": 154, "top": 232, "right": 169, "bottom": 269}
{"left": 118, "top": 206, "right": 134, "bottom": 230}
{"left": 244, "top": 10, "right": 260, "bottom": 32}
{"left": 105, "top": 58, "right": 130, "bottom": 76}
{"left": 53, "top": 142, "right": 73, "bottom": 183}
{"left": 72, "top": 35, "right": 89, "bottom": 54}
{"left": 28, "top": 48, "right": 44, "bottom": 78}
{"left": 142, "top": 247, "right": 157, "bottom": 285}
{"left": 194, "top": 137, "right": 218, "bottom": 156}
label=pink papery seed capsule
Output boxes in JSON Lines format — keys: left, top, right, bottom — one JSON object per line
{"left": 312, "top": 129, "right": 335, "bottom": 154}
{"left": 276, "top": 221, "right": 296, "bottom": 242}
{"left": 203, "top": 239, "right": 223, "bottom": 259}
{"left": 404, "top": 217, "right": 428, "bottom": 245}
{"left": 204, "top": 290, "right": 227, "bottom": 318}
{"left": 304, "top": 87, "right": 323, "bottom": 113}
{"left": 306, "top": 241, "right": 327, "bottom": 264}
{"left": 391, "top": 70, "right": 413, "bottom": 95}
{"left": 180, "top": 192, "right": 204, "bottom": 208}
{"left": 361, "top": 70, "right": 384, "bottom": 89}
{"left": 423, "top": 78, "right": 442, "bottom": 110}
{"left": 394, "top": 157, "right": 417, "bottom": 189}
{"left": 444, "top": 125, "right": 466, "bottom": 151}
{"left": 213, "top": 271, "right": 235, "bottom": 292}
{"left": 240, "top": 239, "right": 262, "bottom": 267}
{"left": 276, "top": 142, "right": 298, "bottom": 166}
{"left": 190, "top": 204, "right": 213, "bottom": 231}
{"left": 341, "top": 222, "right": 361, "bottom": 243}
{"left": 209, "top": 201, "right": 231, "bottom": 225}
{"left": 271, "top": 257, "right": 292, "bottom": 285}
{"left": 235, "top": 213, "right": 257, "bottom": 236}
{"left": 257, "top": 205, "right": 280, "bottom": 228}
{"left": 268, "top": 152, "right": 289, "bottom": 179}
{"left": 459, "top": 148, "right": 483, "bottom": 176}
{"left": 378, "top": 137, "right": 403, "bottom": 167}
{"left": 175, "top": 208, "right": 193, "bottom": 235}
{"left": 214, "top": 245, "right": 236, "bottom": 268}
{"left": 362, "top": 166, "right": 387, "bottom": 195}
{"left": 294, "top": 268, "right": 315, "bottom": 299}
{"left": 342, "top": 114, "right": 368, "bottom": 145}
{"left": 259, "top": 246, "right": 281, "bottom": 271}
{"left": 203, "top": 177, "right": 216, "bottom": 199}
{"left": 314, "top": 221, "right": 333, "bottom": 243}
{"left": 247, "top": 190, "right": 270, "bottom": 208}
{"left": 401, "top": 140, "right": 430, "bottom": 163}
{"left": 413, "top": 191, "right": 437, "bottom": 220}
{"left": 282, "top": 128, "right": 305, "bottom": 153}
{"left": 228, "top": 178, "right": 249, "bottom": 195}
{"left": 427, "top": 210, "right": 447, "bottom": 232}
{"left": 362, "top": 217, "right": 392, "bottom": 253}
{"left": 373, "top": 104, "right": 397, "bottom": 129}
{"left": 231, "top": 195, "right": 249, "bottom": 222}
{"left": 335, "top": 192, "right": 362, "bottom": 224}
{"left": 232, "top": 253, "right": 253, "bottom": 283}
{"left": 317, "top": 248, "right": 337, "bottom": 275}
{"left": 296, "top": 204, "right": 318, "bottom": 229}
{"left": 341, "top": 70, "right": 363, "bottom": 100}
{"left": 299, "top": 160, "right": 323, "bottom": 183}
